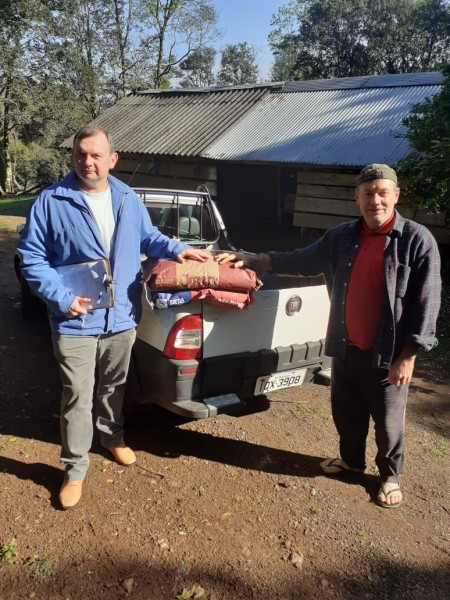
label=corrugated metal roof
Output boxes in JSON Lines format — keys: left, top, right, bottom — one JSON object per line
{"left": 202, "top": 83, "right": 442, "bottom": 166}
{"left": 139, "top": 82, "right": 282, "bottom": 94}
{"left": 281, "top": 72, "right": 443, "bottom": 92}
{"left": 63, "top": 87, "right": 272, "bottom": 156}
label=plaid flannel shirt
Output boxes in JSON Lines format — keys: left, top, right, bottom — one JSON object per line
{"left": 270, "top": 211, "right": 441, "bottom": 369}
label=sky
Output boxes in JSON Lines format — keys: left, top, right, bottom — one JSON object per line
{"left": 212, "top": 0, "right": 287, "bottom": 80}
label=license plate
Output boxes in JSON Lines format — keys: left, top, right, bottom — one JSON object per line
{"left": 254, "top": 368, "right": 307, "bottom": 395}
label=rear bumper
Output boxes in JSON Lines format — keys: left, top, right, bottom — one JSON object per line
{"left": 131, "top": 337, "right": 330, "bottom": 419}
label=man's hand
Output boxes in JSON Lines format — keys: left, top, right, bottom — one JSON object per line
{"left": 387, "top": 355, "right": 416, "bottom": 386}
{"left": 176, "top": 248, "right": 211, "bottom": 263}
{"left": 215, "top": 251, "right": 272, "bottom": 271}
{"left": 214, "top": 251, "right": 246, "bottom": 267}
{"left": 65, "top": 296, "right": 92, "bottom": 318}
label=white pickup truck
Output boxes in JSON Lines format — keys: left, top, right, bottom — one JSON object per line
{"left": 127, "top": 187, "right": 331, "bottom": 419}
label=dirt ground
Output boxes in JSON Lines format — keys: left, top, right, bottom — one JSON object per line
{"left": 0, "top": 217, "right": 449, "bottom": 600}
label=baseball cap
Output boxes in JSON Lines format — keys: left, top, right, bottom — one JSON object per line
{"left": 355, "top": 164, "right": 398, "bottom": 186}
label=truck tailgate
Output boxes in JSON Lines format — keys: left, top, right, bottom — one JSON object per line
{"left": 202, "top": 285, "right": 330, "bottom": 358}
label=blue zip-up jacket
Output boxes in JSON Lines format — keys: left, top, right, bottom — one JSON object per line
{"left": 270, "top": 211, "right": 441, "bottom": 369}
{"left": 17, "top": 172, "right": 187, "bottom": 335}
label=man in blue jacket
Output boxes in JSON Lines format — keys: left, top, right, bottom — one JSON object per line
{"left": 17, "top": 126, "right": 210, "bottom": 510}
{"left": 216, "top": 164, "right": 441, "bottom": 509}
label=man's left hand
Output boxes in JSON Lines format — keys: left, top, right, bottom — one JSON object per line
{"left": 176, "top": 248, "right": 211, "bottom": 263}
{"left": 387, "top": 355, "right": 416, "bottom": 386}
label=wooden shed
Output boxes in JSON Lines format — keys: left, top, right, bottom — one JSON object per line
{"left": 67, "top": 73, "right": 449, "bottom": 245}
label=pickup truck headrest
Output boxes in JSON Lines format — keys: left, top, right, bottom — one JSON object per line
{"left": 179, "top": 216, "right": 200, "bottom": 237}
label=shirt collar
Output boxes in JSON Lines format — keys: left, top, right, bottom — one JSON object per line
{"left": 362, "top": 211, "right": 395, "bottom": 236}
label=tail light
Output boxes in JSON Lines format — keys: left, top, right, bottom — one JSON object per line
{"left": 163, "top": 314, "right": 202, "bottom": 360}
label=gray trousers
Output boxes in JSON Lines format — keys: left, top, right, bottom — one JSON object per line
{"left": 52, "top": 328, "right": 136, "bottom": 480}
{"left": 331, "top": 346, "right": 409, "bottom": 482}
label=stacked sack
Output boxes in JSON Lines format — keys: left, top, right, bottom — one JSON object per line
{"left": 142, "top": 257, "right": 262, "bottom": 310}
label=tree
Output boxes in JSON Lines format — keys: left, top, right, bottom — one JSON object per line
{"left": 366, "top": 0, "right": 450, "bottom": 74}
{"left": 395, "top": 66, "right": 450, "bottom": 214}
{"left": 0, "top": 0, "right": 56, "bottom": 192}
{"left": 0, "top": 0, "right": 222, "bottom": 192}
{"left": 295, "top": 0, "right": 369, "bottom": 79}
{"left": 269, "top": 1, "right": 305, "bottom": 81}
{"left": 103, "top": 0, "right": 150, "bottom": 100}
{"left": 43, "top": 0, "right": 111, "bottom": 118}
{"left": 268, "top": 0, "right": 450, "bottom": 81}
{"left": 178, "top": 47, "right": 216, "bottom": 87}
{"left": 217, "top": 43, "right": 259, "bottom": 86}
{"left": 144, "top": 0, "right": 220, "bottom": 89}
{"left": 10, "top": 140, "right": 65, "bottom": 192}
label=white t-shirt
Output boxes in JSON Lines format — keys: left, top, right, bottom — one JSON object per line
{"left": 82, "top": 186, "right": 116, "bottom": 256}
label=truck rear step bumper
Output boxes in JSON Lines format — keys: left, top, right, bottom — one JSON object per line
{"left": 130, "top": 338, "right": 330, "bottom": 419}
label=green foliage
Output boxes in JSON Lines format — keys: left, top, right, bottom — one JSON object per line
{"left": 269, "top": 0, "right": 450, "bottom": 81}
{"left": 96, "top": 459, "right": 110, "bottom": 472}
{"left": 396, "top": 66, "right": 450, "bottom": 213}
{"left": 0, "top": 538, "right": 18, "bottom": 565}
{"left": 179, "top": 47, "right": 216, "bottom": 87}
{"left": 269, "top": 1, "right": 305, "bottom": 81}
{"left": 357, "top": 530, "right": 366, "bottom": 538}
{"left": 27, "top": 554, "right": 57, "bottom": 578}
{"left": 145, "top": 0, "right": 220, "bottom": 89}
{"left": 217, "top": 42, "right": 259, "bottom": 85}
{"left": 421, "top": 439, "right": 449, "bottom": 459}
{"left": 9, "top": 141, "right": 68, "bottom": 192}
{"left": 0, "top": 0, "right": 220, "bottom": 191}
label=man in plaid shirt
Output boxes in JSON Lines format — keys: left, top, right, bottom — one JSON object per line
{"left": 216, "top": 164, "right": 441, "bottom": 509}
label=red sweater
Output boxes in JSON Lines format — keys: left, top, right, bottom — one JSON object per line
{"left": 345, "top": 214, "right": 395, "bottom": 350}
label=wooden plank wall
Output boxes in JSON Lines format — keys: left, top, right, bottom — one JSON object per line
{"left": 293, "top": 171, "right": 450, "bottom": 244}
{"left": 112, "top": 157, "right": 218, "bottom": 196}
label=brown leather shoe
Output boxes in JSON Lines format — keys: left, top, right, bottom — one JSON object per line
{"left": 108, "top": 445, "right": 136, "bottom": 466}
{"left": 59, "top": 480, "right": 83, "bottom": 510}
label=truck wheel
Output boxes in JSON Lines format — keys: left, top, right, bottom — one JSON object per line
{"left": 20, "top": 277, "right": 43, "bottom": 319}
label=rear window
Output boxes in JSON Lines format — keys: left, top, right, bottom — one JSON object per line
{"left": 147, "top": 203, "right": 216, "bottom": 242}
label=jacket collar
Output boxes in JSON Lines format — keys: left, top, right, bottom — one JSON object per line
{"left": 51, "top": 171, "right": 133, "bottom": 199}
{"left": 391, "top": 210, "right": 406, "bottom": 236}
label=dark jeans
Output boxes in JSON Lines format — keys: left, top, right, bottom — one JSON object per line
{"left": 331, "top": 346, "right": 409, "bottom": 482}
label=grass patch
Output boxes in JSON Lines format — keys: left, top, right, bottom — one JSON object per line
{"left": 0, "top": 538, "right": 18, "bottom": 564}
{"left": 0, "top": 195, "right": 35, "bottom": 217}
{"left": 294, "top": 404, "right": 326, "bottom": 419}
{"left": 422, "top": 440, "right": 449, "bottom": 459}
{"left": 357, "top": 530, "right": 366, "bottom": 539}
{"left": 309, "top": 506, "right": 322, "bottom": 516}
{"left": 96, "top": 459, "right": 110, "bottom": 472}
{"left": 27, "top": 554, "right": 57, "bottom": 578}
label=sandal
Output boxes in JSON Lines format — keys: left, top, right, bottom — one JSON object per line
{"left": 320, "top": 457, "right": 365, "bottom": 475}
{"left": 376, "top": 482, "right": 403, "bottom": 509}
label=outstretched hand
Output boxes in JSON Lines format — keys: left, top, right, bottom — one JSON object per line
{"left": 214, "top": 251, "right": 272, "bottom": 272}
{"left": 214, "top": 251, "right": 246, "bottom": 268}
{"left": 176, "top": 248, "right": 211, "bottom": 263}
